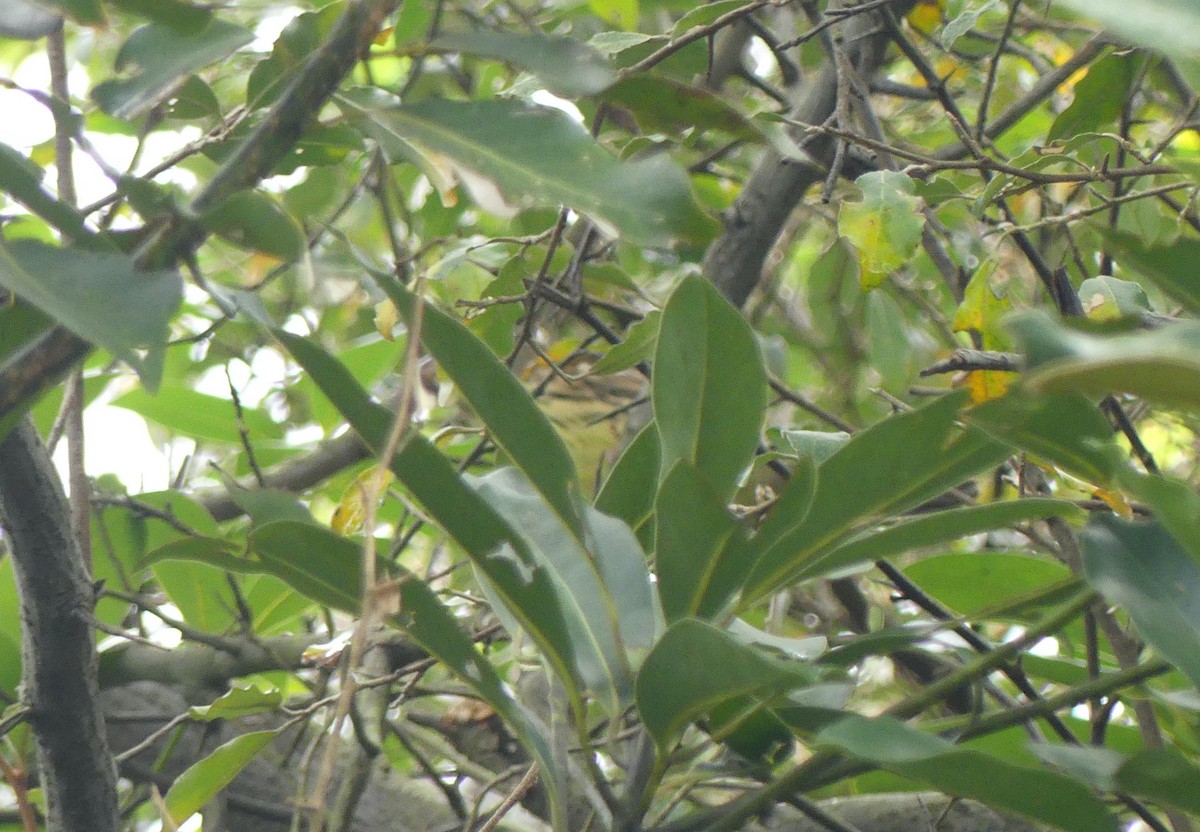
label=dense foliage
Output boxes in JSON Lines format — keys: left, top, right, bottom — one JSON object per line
{"left": 2, "top": 1, "right": 1200, "bottom": 831}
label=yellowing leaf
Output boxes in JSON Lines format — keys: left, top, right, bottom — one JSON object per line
{"left": 906, "top": 0, "right": 943, "bottom": 34}
{"left": 838, "top": 171, "right": 925, "bottom": 289}
{"left": 960, "top": 368, "right": 1016, "bottom": 405}
{"left": 375, "top": 299, "right": 400, "bottom": 341}
{"left": 953, "top": 261, "right": 1012, "bottom": 349}
{"left": 1093, "top": 487, "right": 1134, "bottom": 519}
{"left": 331, "top": 468, "right": 395, "bottom": 534}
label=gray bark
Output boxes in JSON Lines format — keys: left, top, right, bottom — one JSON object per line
{"left": 0, "top": 419, "right": 119, "bottom": 832}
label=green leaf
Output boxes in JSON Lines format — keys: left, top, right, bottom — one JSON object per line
{"left": 590, "top": 310, "right": 659, "bottom": 375}
{"left": 903, "top": 553, "right": 1073, "bottom": 619}
{"left": 433, "top": 30, "right": 615, "bottom": 97}
{"left": 374, "top": 276, "right": 584, "bottom": 536}
{"left": 338, "top": 90, "right": 716, "bottom": 248}
{"left": 1035, "top": 745, "right": 1200, "bottom": 816}
{"left": 0, "top": 240, "right": 180, "bottom": 384}
{"left": 1100, "top": 228, "right": 1200, "bottom": 315}
{"left": 636, "top": 619, "right": 816, "bottom": 749}
{"left": 164, "top": 730, "right": 277, "bottom": 825}
{"left": 804, "top": 499, "right": 1082, "bottom": 581}
{"left": 113, "top": 386, "right": 283, "bottom": 444}
{"left": 865, "top": 290, "right": 911, "bottom": 391}
{"left": 107, "top": 0, "right": 212, "bottom": 31}
{"left": 1123, "top": 472, "right": 1200, "bottom": 566}
{"left": 0, "top": 144, "right": 95, "bottom": 242}
{"left": 817, "top": 715, "right": 1117, "bottom": 832}
{"left": 599, "top": 76, "right": 759, "bottom": 139}
{"left": 92, "top": 19, "right": 254, "bottom": 120}
{"left": 778, "top": 431, "right": 850, "bottom": 464}
{"left": 473, "top": 469, "right": 658, "bottom": 713}
{"left": 655, "top": 461, "right": 754, "bottom": 621}
{"left": 248, "top": 521, "right": 364, "bottom": 613}
{"left": 36, "top": 0, "right": 103, "bottom": 25}
{"left": 1009, "top": 310, "right": 1200, "bottom": 411}
{"left": 838, "top": 171, "right": 926, "bottom": 290}
{"left": 1077, "top": 275, "right": 1152, "bottom": 322}
{"left": 595, "top": 422, "right": 660, "bottom": 534}
{"left": 744, "top": 394, "right": 1010, "bottom": 603}
{"left": 1081, "top": 514, "right": 1200, "bottom": 686}
{"left": 590, "top": 0, "right": 639, "bottom": 29}
{"left": 1053, "top": 0, "right": 1200, "bottom": 86}
{"left": 653, "top": 275, "right": 767, "bottom": 499}
{"left": 940, "top": 0, "right": 1000, "bottom": 47}
{"left": 203, "top": 192, "right": 305, "bottom": 261}
{"left": 395, "top": 576, "right": 570, "bottom": 829}
{"left": 1048, "top": 51, "right": 1135, "bottom": 141}
{"left": 969, "top": 392, "right": 1123, "bottom": 486}
{"left": 272, "top": 331, "right": 585, "bottom": 718}
{"left": 246, "top": 4, "right": 343, "bottom": 107}
{"left": 189, "top": 684, "right": 282, "bottom": 721}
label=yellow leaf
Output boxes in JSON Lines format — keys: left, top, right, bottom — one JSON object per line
{"left": 906, "top": 0, "right": 943, "bottom": 34}
{"left": 960, "top": 369, "right": 1016, "bottom": 405}
{"left": 331, "top": 468, "right": 396, "bottom": 535}
{"left": 1093, "top": 487, "right": 1133, "bottom": 519}
{"left": 375, "top": 299, "right": 400, "bottom": 341}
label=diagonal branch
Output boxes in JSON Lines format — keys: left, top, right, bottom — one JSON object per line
{"left": 0, "top": 0, "right": 401, "bottom": 426}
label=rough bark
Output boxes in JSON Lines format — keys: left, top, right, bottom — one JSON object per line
{"left": 0, "top": 419, "right": 119, "bottom": 832}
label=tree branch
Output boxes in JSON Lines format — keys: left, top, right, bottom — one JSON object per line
{"left": 0, "top": 419, "right": 118, "bottom": 832}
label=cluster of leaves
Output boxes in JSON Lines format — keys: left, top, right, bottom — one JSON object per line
{"left": 3, "top": 1, "right": 1200, "bottom": 832}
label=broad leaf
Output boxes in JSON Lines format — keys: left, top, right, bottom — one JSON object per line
{"left": 338, "top": 90, "right": 717, "bottom": 248}
{"left": 92, "top": 19, "right": 254, "bottom": 119}
{"left": 164, "top": 730, "right": 277, "bottom": 825}
{"left": 203, "top": 192, "right": 305, "bottom": 260}
{"left": 744, "top": 394, "right": 1011, "bottom": 603}
{"left": 599, "top": 76, "right": 760, "bottom": 139}
{"left": 0, "top": 144, "right": 95, "bottom": 242}
{"left": 432, "top": 30, "right": 615, "bottom": 97}
{"left": 35, "top": 0, "right": 102, "bottom": 25}
{"left": 114, "top": 386, "right": 283, "bottom": 444}
{"left": 473, "top": 469, "right": 658, "bottom": 714}
{"left": 1035, "top": 745, "right": 1200, "bottom": 816}
{"left": 803, "top": 499, "right": 1081, "bottom": 581}
{"left": 189, "top": 684, "right": 282, "bottom": 721}
{"left": 636, "top": 620, "right": 816, "bottom": 749}
{"left": 248, "top": 521, "right": 364, "bottom": 613}
{"left": 1009, "top": 311, "right": 1200, "bottom": 411}
{"left": 970, "top": 392, "right": 1123, "bottom": 486}
{"left": 817, "top": 714, "right": 1117, "bottom": 832}
{"left": 1053, "top": 0, "right": 1200, "bottom": 85}
{"left": 1101, "top": 229, "right": 1200, "bottom": 315}
{"left": 272, "top": 331, "right": 584, "bottom": 714}
{"left": 1081, "top": 514, "right": 1200, "bottom": 687}
{"left": 1123, "top": 472, "right": 1200, "bottom": 566}
{"left": 838, "top": 171, "right": 926, "bottom": 289}
{"left": 373, "top": 276, "right": 584, "bottom": 536}
{"left": 655, "top": 461, "right": 754, "bottom": 621}
{"left": 0, "top": 240, "right": 181, "bottom": 385}
{"left": 1078, "top": 275, "right": 1152, "bottom": 322}
{"left": 594, "top": 422, "right": 660, "bottom": 534}
{"left": 653, "top": 275, "right": 767, "bottom": 499}
{"left": 1048, "top": 51, "right": 1136, "bottom": 141}
{"left": 903, "top": 553, "right": 1073, "bottom": 619}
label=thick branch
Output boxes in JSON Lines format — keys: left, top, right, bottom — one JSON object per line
{"left": 196, "top": 431, "right": 372, "bottom": 522}
{"left": 702, "top": 0, "right": 915, "bottom": 308}
{"left": 0, "top": 419, "right": 118, "bottom": 832}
